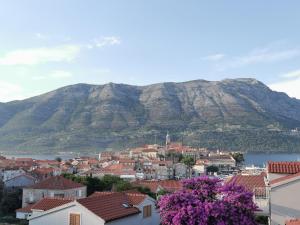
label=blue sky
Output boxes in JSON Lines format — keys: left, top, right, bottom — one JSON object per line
{"left": 1, "top": 0, "right": 300, "bottom": 101}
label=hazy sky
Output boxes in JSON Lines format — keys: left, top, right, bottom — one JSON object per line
{"left": 1, "top": 1, "right": 300, "bottom": 101}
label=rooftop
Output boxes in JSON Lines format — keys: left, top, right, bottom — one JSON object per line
{"left": 286, "top": 219, "right": 300, "bottom": 225}
{"left": 227, "top": 174, "right": 267, "bottom": 196}
{"left": 16, "top": 198, "right": 73, "bottom": 213}
{"left": 268, "top": 161, "right": 300, "bottom": 174}
{"left": 28, "top": 176, "right": 85, "bottom": 190}
{"left": 89, "top": 191, "right": 147, "bottom": 205}
{"left": 78, "top": 192, "right": 140, "bottom": 222}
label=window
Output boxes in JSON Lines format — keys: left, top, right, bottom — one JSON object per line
{"left": 54, "top": 193, "right": 65, "bottom": 198}
{"left": 77, "top": 190, "right": 82, "bottom": 197}
{"left": 69, "top": 213, "right": 80, "bottom": 225}
{"left": 143, "top": 205, "right": 152, "bottom": 218}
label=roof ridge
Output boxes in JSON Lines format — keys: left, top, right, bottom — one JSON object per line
{"left": 270, "top": 171, "right": 300, "bottom": 185}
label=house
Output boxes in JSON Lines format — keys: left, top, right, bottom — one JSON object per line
{"left": 174, "top": 163, "right": 187, "bottom": 179}
{"left": 227, "top": 173, "right": 269, "bottom": 216}
{"left": 16, "top": 198, "right": 73, "bottom": 219}
{"left": 22, "top": 175, "right": 87, "bottom": 207}
{"left": 5, "top": 173, "right": 36, "bottom": 189}
{"left": 268, "top": 162, "right": 300, "bottom": 225}
{"left": 267, "top": 161, "right": 300, "bottom": 181}
{"left": 193, "top": 160, "right": 206, "bottom": 176}
{"left": 27, "top": 192, "right": 160, "bottom": 225}
{"left": 141, "top": 149, "right": 158, "bottom": 159}
{"left": 1, "top": 168, "right": 26, "bottom": 181}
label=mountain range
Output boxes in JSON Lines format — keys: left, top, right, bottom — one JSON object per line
{"left": 1, "top": 78, "right": 300, "bottom": 153}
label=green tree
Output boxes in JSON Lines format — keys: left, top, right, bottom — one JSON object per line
{"left": 181, "top": 156, "right": 195, "bottom": 178}
{"left": 114, "top": 180, "right": 132, "bottom": 192}
{"left": 206, "top": 165, "right": 219, "bottom": 174}
{"left": 230, "top": 152, "right": 245, "bottom": 166}
{"left": 55, "top": 157, "right": 62, "bottom": 162}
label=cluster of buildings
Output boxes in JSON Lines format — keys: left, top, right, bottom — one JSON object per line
{"left": 93, "top": 135, "right": 237, "bottom": 181}
{"left": 3, "top": 134, "right": 300, "bottom": 224}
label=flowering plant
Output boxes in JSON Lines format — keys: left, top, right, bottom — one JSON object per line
{"left": 158, "top": 176, "right": 258, "bottom": 225}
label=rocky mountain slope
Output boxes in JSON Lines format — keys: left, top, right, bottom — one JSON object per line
{"left": 1, "top": 78, "right": 300, "bottom": 153}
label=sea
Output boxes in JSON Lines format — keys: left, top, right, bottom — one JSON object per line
{"left": 2, "top": 152, "right": 300, "bottom": 167}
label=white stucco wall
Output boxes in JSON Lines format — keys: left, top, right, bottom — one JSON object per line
{"left": 135, "top": 197, "right": 160, "bottom": 225}
{"left": 271, "top": 180, "right": 300, "bottom": 225}
{"left": 22, "top": 187, "right": 87, "bottom": 207}
{"left": 29, "top": 203, "right": 105, "bottom": 225}
{"left": 29, "top": 199, "right": 160, "bottom": 225}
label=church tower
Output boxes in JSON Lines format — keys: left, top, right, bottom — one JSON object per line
{"left": 165, "top": 131, "right": 171, "bottom": 149}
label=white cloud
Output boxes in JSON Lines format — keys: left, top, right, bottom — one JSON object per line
{"left": 0, "top": 81, "right": 25, "bottom": 102}
{"left": 94, "top": 68, "right": 111, "bottom": 74}
{"left": 281, "top": 69, "right": 300, "bottom": 78}
{"left": 50, "top": 70, "right": 72, "bottom": 78}
{"left": 202, "top": 53, "right": 225, "bottom": 61}
{"left": 34, "top": 33, "right": 47, "bottom": 40}
{"left": 32, "top": 75, "right": 46, "bottom": 81}
{"left": 216, "top": 43, "right": 300, "bottom": 71}
{"left": 32, "top": 70, "right": 72, "bottom": 81}
{"left": 269, "top": 70, "right": 300, "bottom": 99}
{"left": 93, "top": 36, "right": 121, "bottom": 48}
{"left": 0, "top": 45, "right": 80, "bottom": 66}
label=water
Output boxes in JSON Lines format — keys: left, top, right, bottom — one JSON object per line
{"left": 245, "top": 153, "right": 300, "bottom": 167}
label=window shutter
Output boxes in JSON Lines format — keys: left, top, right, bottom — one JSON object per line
{"left": 70, "top": 213, "right": 80, "bottom": 225}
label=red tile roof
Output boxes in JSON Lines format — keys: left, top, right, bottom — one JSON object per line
{"left": 16, "top": 198, "right": 73, "bottom": 213}
{"left": 77, "top": 193, "right": 140, "bottom": 222}
{"left": 89, "top": 191, "right": 147, "bottom": 205}
{"left": 133, "top": 180, "right": 182, "bottom": 193}
{"left": 270, "top": 172, "right": 300, "bottom": 185}
{"left": 286, "top": 219, "right": 300, "bottom": 225}
{"left": 32, "top": 198, "right": 73, "bottom": 211}
{"left": 16, "top": 203, "right": 35, "bottom": 213}
{"left": 29, "top": 176, "right": 85, "bottom": 190}
{"left": 227, "top": 174, "right": 267, "bottom": 196}
{"left": 268, "top": 161, "right": 300, "bottom": 174}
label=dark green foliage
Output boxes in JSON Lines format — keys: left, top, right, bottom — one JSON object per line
{"left": 62, "top": 173, "right": 133, "bottom": 195}
{"left": 230, "top": 152, "right": 245, "bottom": 165}
{"left": 114, "top": 180, "right": 132, "bottom": 192}
{"left": 0, "top": 189, "right": 22, "bottom": 214}
{"left": 255, "top": 215, "right": 269, "bottom": 225}
{"left": 137, "top": 187, "right": 156, "bottom": 199}
{"left": 55, "top": 157, "right": 62, "bottom": 162}
{"left": 206, "top": 165, "right": 219, "bottom": 174}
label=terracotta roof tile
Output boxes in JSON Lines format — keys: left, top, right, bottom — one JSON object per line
{"left": 268, "top": 161, "right": 300, "bottom": 174}
{"left": 29, "top": 176, "right": 84, "bottom": 190}
{"left": 77, "top": 193, "right": 140, "bottom": 222}
{"left": 16, "top": 198, "right": 73, "bottom": 213}
{"left": 32, "top": 198, "right": 73, "bottom": 211}
{"left": 286, "top": 219, "right": 300, "bottom": 225}
{"left": 89, "top": 191, "right": 147, "bottom": 205}
{"left": 227, "top": 174, "right": 267, "bottom": 196}
{"left": 133, "top": 180, "right": 182, "bottom": 193}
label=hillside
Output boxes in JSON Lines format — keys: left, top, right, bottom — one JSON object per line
{"left": 1, "top": 78, "right": 300, "bottom": 153}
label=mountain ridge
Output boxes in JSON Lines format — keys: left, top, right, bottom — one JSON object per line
{"left": 1, "top": 78, "right": 300, "bottom": 153}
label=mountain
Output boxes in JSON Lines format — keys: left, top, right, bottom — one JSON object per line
{"left": 1, "top": 78, "right": 300, "bottom": 153}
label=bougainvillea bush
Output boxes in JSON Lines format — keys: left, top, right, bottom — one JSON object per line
{"left": 158, "top": 176, "right": 258, "bottom": 225}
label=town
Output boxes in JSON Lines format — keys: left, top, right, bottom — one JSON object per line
{"left": 0, "top": 134, "right": 296, "bottom": 224}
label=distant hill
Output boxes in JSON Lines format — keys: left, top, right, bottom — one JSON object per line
{"left": 1, "top": 78, "right": 300, "bottom": 153}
